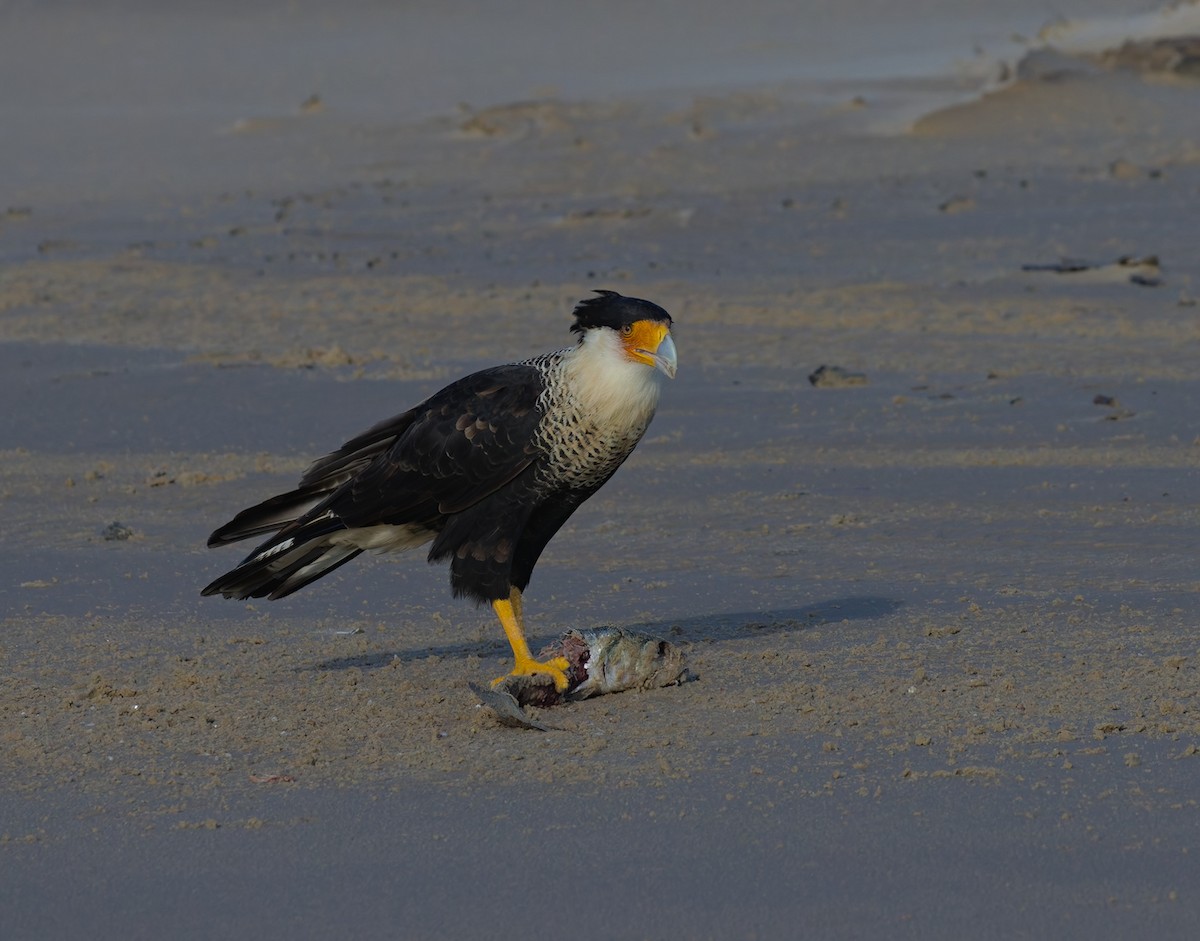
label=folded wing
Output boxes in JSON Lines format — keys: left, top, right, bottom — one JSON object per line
{"left": 202, "top": 364, "right": 545, "bottom": 600}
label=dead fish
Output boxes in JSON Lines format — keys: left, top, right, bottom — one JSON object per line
{"left": 558, "top": 628, "right": 686, "bottom": 700}
{"left": 474, "top": 627, "right": 689, "bottom": 722}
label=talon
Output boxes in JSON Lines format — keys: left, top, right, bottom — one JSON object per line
{"left": 490, "top": 590, "right": 572, "bottom": 692}
{"left": 492, "top": 655, "right": 571, "bottom": 692}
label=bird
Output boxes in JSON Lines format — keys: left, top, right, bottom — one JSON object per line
{"left": 201, "top": 290, "right": 677, "bottom": 692}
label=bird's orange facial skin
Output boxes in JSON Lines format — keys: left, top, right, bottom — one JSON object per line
{"left": 622, "top": 320, "right": 676, "bottom": 377}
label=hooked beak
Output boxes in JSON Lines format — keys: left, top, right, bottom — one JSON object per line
{"left": 641, "top": 331, "right": 677, "bottom": 379}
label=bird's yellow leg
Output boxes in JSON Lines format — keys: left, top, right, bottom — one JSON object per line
{"left": 491, "top": 588, "right": 570, "bottom": 691}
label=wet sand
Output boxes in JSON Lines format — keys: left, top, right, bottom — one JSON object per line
{"left": 3, "top": 2, "right": 1200, "bottom": 938}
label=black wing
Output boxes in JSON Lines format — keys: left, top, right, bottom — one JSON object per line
{"left": 207, "top": 363, "right": 546, "bottom": 546}
{"left": 332, "top": 363, "right": 545, "bottom": 527}
{"left": 206, "top": 408, "right": 419, "bottom": 546}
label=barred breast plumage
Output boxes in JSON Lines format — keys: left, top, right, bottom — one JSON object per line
{"left": 524, "top": 334, "right": 661, "bottom": 493}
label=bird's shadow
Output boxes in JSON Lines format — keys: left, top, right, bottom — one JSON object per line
{"left": 301, "top": 594, "right": 901, "bottom": 674}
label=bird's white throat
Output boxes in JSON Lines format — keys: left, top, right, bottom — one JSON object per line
{"left": 562, "top": 328, "right": 663, "bottom": 431}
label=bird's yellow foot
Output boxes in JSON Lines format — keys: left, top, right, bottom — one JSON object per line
{"left": 492, "top": 654, "right": 571, "bottom": 692}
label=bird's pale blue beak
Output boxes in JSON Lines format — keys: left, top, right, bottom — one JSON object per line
{"left": 645, "top": 332, "right": 677, "bottom": 379}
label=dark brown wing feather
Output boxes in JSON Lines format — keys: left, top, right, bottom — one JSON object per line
{"left": 203, "top": 364, "right": 547, "bottom": 600}
{"left": 206, "top": 409, "right": 420, "bottom": 546}
{"left": 326, "top": 364, "right": 544, "bottom": 527}
{"left": 208, "top": 364, "right": 545, "bottom": 546}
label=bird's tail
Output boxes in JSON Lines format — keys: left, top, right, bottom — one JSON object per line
{"left": 201, "top": 514, "right": 361, "bottom": 600}
{"left": 206, "top": 488, "right": 326, "bottom": 547}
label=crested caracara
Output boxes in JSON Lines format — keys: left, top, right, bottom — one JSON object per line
{"left": 202, "top": 290, "right": 677, "bottom": 691}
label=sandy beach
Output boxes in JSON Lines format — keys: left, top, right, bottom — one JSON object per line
{"left": 3, "top": 1, "right": 1200, "bottom": 937}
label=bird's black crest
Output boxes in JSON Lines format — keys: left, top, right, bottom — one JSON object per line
{"left": 570, "top": 290, "right": 672, "bottom": 335}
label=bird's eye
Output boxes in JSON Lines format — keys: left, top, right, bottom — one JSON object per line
{"left": 620, "top": 324, "right": 634, "bottom": 338}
